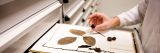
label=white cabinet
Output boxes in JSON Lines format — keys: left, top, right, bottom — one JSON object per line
{"left": 0, "top": 0, "right": 62, "bottom": 53}
{"left": 63, "top": 0, "right": 99, "bottom": 26}
{"left": 0, "top": 0, "right": 99, "bottom": 53}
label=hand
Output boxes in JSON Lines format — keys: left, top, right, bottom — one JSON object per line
{"left": 88, "top": 12, "right": 112, "bottom": 31}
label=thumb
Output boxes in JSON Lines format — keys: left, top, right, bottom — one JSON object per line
{"left": 94, "top": 23, "right": 108, "bottom": 31}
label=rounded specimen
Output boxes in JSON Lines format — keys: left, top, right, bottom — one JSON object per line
{"left": 83, "top": 36, "right": 96, "bottom": 46}
{"left": 58, "top": 37, "right": 77, "bottom": 45}
{"left": 70, "top": 29, "right": 86, "bottom": 36}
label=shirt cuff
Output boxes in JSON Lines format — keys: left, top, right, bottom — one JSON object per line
{"left": 117, "top": 12, "right": 128, "bottom": 26}
{"left": 117, "top": 5, "right": 140, "bottom": 26}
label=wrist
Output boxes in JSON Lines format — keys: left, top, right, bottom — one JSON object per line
{"left": 109, "top": 16, "right": 120, "bottom": 28}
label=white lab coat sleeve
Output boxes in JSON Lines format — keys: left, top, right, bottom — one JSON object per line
{"left": 117, "top": 5, "right": 142, "bottom": 26}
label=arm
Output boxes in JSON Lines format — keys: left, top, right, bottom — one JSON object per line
{"left": 89, "top": 6, "right": 141, "bottom": 31}
{"left": 117, "top": 5, "right": 142, "bottom": 26}
{"left": 117, "top": 0, "right": 148, "bottom": 26}
{"left": 105, "top": 5, "right": 144, "bottom": 28}
{"left": 89, "top": 1, "right": 147, "bottom": 31}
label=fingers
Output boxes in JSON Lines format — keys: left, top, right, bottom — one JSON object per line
{"left": 88, "top": 12, "right": 104, "bottom": 26}
{"left": 93, "top": 22, "right": 110, "bottom": 31}
{"left": 88, "top": 12, "right": 103, "bottom": 19}
{"left": 88, "top": 12, "right": 111, "bottom": 31}
{"left": 87, "top": 12, "right": 114, "bottom": 32}
{"left": 94, "top": 23, "right": 105, "bottom": 31}
{"left": 88, "top": 13, "right": 98, "bottom": 25}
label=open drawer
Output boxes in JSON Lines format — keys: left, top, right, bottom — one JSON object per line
{"left": 29, "top": 24, "right": 144, "bottom": 53}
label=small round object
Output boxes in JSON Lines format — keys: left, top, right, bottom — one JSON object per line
{"left": 94, "top": 48, "right": 101, "bottom": 52}
{"left": 107, "top": 37, "right": 112, "bottom": 41}
{"left": 110, "top": 52, "right": 114, "bottom": 53}
{"left": 112, "top": 37, "right": 116, "bottom": 41}
{"left": 91, "top": 24, "right": 96, "bottom": 29}
{"left": 63, "top": 0, "right": 69, "bottom": 3}
{"left": 82, "top": 9, "right": 85, "bottom": 12}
